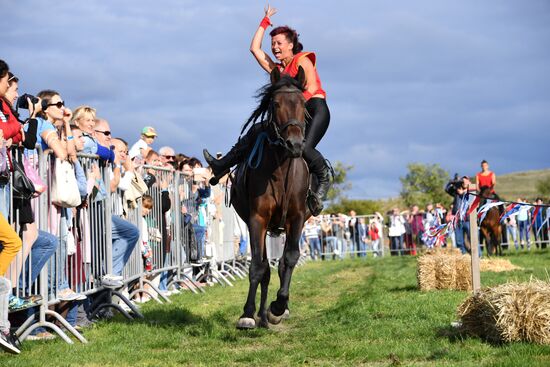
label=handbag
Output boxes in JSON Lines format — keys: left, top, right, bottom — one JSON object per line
{"left": 10, "top": 151, "right": 36, "bottom": 200}
{"left": 124, "top": 171, "right": 148, "bottom": 209}
{"left": 23, "top": 155, "right": 46, "bottom": 195}
{"left": 0, "top": 146, "right": 9, "bottom": 185}
{"left": 51, "top": 158, "right": 81, "bottom": 208}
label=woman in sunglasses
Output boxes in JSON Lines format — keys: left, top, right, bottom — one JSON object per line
{"left": 70, "top": 105, "right": 114, "bottom": 162}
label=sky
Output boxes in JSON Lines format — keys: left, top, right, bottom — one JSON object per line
{"left": 3, "top": 0, "right": 550, "bottom": 199}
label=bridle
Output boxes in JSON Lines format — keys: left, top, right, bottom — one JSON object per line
{"left": 268, "top": 86, "right": 306, "bottom": 149}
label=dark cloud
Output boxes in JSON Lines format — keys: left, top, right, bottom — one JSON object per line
{"left": 4, "top": 0, "right": 549, "bottom": 199}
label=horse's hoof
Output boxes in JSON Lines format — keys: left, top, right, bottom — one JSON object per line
{"left": 258, "top": 319, "right": 269, "bottom": 329}
{"left": 236, "top": 317, "right": 256, "bottom": 330}
{"left": 267, "top": 306, "right": 284, "bottom": 325}
{"left": 282, "top": 309, "right": 290, "bottom": 320}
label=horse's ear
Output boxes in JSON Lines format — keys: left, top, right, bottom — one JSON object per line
{"left": 270, "top": 67, "right": 281, "bottom": 84}
{"left": 296, "top": 66, "right": 306, "bottom": 89}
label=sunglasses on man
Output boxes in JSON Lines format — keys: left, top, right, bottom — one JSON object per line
{"left": 95, "top": 130, "right": 112, "bottom": 136}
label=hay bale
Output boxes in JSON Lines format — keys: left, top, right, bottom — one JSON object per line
{"left": 417, "top": 255, "right": 437, "bottom": 291}
{"left": 480, "top": 258, "right": 522, "bottom": 272}
{"left": 435, "top": 254, "right": 457, "bottom": 289}
{"left": 417, "top": 253, "right": 472, "bottom": 291}
{"left": 454, "top": 255, "right": 472, "bottom": 291}
{"left": 457, "top": 280, "right": 550, "bottom": 344}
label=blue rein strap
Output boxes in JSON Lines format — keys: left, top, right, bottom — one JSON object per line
{"left": 247, "top": 132, "right": 270, "bottom": 169}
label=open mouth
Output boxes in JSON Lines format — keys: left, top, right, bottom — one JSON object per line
{"left": 273, "top": 49, "right": 282, "bottom": 57}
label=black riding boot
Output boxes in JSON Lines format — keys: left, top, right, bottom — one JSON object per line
{"left": 203, "top": 123, "right": 264, "bottom": 185}
{"left": 307, "top": 156, "right": 331, "bottom": 216}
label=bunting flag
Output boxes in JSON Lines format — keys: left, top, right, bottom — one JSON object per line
{"left": 467, "top": 195, "right": 481, "bottom": 216}
{"left": 477, "top": 200, "right": 505, "bottom": 224}
{"left": 499, "top": 203, "right": 523, "bottom": 223}
{"left": 536, "top": 214, "right": 550, "bottom": 237}
{"left": 423, "top": 195, "right": 550, "bottom": 244}
{"left": 530, "top": 206, "right": 541, "bottom": 228}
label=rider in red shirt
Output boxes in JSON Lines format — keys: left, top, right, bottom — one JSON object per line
{"left": 204, "top": 5, "right": 331, "bottom": 216}
{"left": 476, "top": 160, "right": 497, "bottom": 195}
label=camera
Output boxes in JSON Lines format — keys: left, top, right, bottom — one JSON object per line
{"left": 445, "top": 173, "right": 465, "bottom": 197}
{"left": 16, "top": 93, "right": 39, "bottom": 110}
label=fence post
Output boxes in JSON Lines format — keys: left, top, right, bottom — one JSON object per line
{"left": 468, "top": 184, "right": 480, "bottom": 294}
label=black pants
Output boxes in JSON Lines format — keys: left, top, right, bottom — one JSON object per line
{"left": 303, "top": 98, "right": 330, "bottom": 167}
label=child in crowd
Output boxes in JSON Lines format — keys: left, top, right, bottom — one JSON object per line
{"left": 129, "top": 126, "right": 156, "bottom": 160}
{"left": 141, "top": 195, "right": 154, "bottom": 272}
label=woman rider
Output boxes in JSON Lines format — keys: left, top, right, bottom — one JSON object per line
{"left": 204, "top": 5, "right": 331, "bottom": 216}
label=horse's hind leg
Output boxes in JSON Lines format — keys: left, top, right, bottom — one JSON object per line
{"left": 237, "top": 216, "right": 268, "bottom": 330}
{"left": 268, "top": 219, "right": 303, "bottom": 325}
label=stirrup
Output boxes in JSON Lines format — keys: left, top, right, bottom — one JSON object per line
{"left": 307, "top": 190, "right": 323, "bottom": 216}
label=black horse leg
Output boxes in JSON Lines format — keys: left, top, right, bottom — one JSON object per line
{"left": 270, "top": 220, "right": 303, "bottom": 319}
{"left": 257, "top": 256, "right": 271, "bottom": 328}
{"left": 238, "top": 216, "right": 268, "bottom": 328}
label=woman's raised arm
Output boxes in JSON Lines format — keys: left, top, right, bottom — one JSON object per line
{"left": 250, "top": 5, "right": 277, "bottom": 72}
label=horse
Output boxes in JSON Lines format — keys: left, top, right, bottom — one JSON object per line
{"left": 230, "top": 67, "right": 311, "bottom": 329}
{"left": 478, "top": 186, "right": 503, "bottom": 256}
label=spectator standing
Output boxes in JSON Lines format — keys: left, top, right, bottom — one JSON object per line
{"left": 505, "top": 212, "right": 519, "bottom": 250}
{"left": 159, "top": 146, "right": 176, "bottom": 170}
{"left": 516, "top": 197, "right": 531, "bottom": 250}
{"left": 304, "top": 217, "right": 321, "bottom": 260}
{"left": 348, "top": 210, "right": 361, "bottom": 257}
{"left": 409, "top": 205, "right": 425, "bottom": 249}
{"left": 533, "top": 198, "right": 548, "bottom": 249}
{"left": 388, "top": 208, "right": 405, "bottom": 256}
{"left": 0, "top": 60, "right": 23, "bottom": 354}
{"left": 95, "top": 119, "right": 140, "bottom": 285}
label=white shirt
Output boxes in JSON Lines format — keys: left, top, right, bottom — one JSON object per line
{"left": 129, "top": 139, "right": 148, "bottom": 159}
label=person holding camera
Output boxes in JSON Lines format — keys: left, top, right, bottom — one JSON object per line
{"left": 445, "top": 175, "right": 472, "bottom": 254}
{"left": 0, "top": 59, "right": 24, "bottom": 354}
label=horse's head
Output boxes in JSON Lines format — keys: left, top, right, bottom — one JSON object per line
{"left": 269, "top": 67, "right": 307, "bottom": 158}
{"left": 479, "top": 186, "right": 492, "bottom": 199}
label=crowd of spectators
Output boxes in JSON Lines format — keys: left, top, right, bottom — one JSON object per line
{"left": 0, "top": 59, "right": 219, "bottom": 353}
{"left": 300, "top": 199, "right": 549, "bottom": 259}
{"left": 300, "top": 211, "right": 384, "bottom": 260}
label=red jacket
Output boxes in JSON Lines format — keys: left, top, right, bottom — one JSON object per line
{"left": 0, "top": 99, "right": 23, "bottom": 144}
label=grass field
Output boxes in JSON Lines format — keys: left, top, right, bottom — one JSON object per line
{"left": 2, "top": 250, "right": 549, "bottom": 366}
{"left": 496, "top": 169, "right": 550, "bottom": 201}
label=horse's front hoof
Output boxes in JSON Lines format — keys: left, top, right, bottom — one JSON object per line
{"left": 267, "top": 306, "right": 284, "bottom": 325}
{"left": 236, "top": 317, "right": 256, "bottom": 330}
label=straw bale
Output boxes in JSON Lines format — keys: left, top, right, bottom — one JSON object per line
{"left": 435, "top": 255, "right": 457, "bottom": 289}
{"left": 454, "top": 255, "right": 472, "bottom": 291}
{"left": 480, "top": 258, "right": 522, "bottom": 272}
{"left": 457, "top": 280, "right": 550, "bottom": 344}
{"left": 417, "top": 253, "right": 472, "bottom": 291}
{"left": 417, "top": 255, "right": 437, "bottom": 291}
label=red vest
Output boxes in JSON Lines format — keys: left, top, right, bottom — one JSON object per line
{"left": 476, "top": 172, "right": 495, "bottom": 192}
{"left": 278, "top": 52, "right": 326, "bottom": 101}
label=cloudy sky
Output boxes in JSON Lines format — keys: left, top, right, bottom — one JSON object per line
{"left": 4, "top": 0, "right": 549, "bottom": 199}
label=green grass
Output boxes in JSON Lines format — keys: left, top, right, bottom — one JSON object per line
{"left": 2, "top": 250, "right": 550, "bottom": 366}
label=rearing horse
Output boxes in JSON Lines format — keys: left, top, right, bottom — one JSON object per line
{"left": 231, "top": 67, "right": 311, "bottom": 329}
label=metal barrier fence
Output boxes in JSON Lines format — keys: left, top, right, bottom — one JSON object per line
{"left": 4, "top": 151, "right": 253, "bottom": 344}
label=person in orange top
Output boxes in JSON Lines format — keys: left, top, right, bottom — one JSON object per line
{"left": 476, "top": 160, "right": 497, "bottom": 195}
{"left": 204, "top": 5, "right": 331, "bottom": 216}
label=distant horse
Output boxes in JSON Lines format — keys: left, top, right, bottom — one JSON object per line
{"left": 230, "top": 67, "right": 311, "bottom": 329}
{"left": 479, "top": 186, "right": 503, "bottom": 256}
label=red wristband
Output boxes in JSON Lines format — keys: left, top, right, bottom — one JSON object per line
{"left": 260, "top": 16, "right": 271, "bottom": 30}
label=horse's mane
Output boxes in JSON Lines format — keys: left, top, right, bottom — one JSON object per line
{"left": 240, "top": 74, "right": 304, "bottom": 136}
